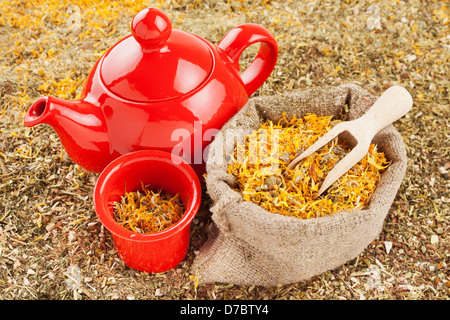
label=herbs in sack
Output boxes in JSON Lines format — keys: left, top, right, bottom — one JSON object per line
{"left": 227, "top": 113, "right": 390, "bottom": 219}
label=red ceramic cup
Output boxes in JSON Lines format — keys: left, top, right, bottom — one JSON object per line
{"left": 93, "top": 150, "right": 201, "bottom": 273}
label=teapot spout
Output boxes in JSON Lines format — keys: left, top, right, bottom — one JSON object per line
{"left": 24, "top": 96, "right": 51, "bottom": 127}
{"left": 24, "top": 96, "right": 111, "bottom": 173}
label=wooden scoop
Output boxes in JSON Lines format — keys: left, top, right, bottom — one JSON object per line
{"left": 287, "top": 85, "right": 413, "bottom": 196}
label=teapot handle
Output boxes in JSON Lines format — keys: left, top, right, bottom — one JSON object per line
{"left": 218, "top": 23, "right": 278, "bottom": 97}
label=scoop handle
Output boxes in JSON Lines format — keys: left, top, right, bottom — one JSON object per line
{"left": 218, "top": 23, "right": 278, "bottom": 97}
{"left": 359, "top": 85, "right": 413, "bottom": 136}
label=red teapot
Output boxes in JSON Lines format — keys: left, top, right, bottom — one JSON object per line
{"left": 24, "top": 8, "right": 278, "bottom": 178}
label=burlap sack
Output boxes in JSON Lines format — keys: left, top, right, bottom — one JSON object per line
{"left": 192, "top": 84, "right": 408, "bottom": 286}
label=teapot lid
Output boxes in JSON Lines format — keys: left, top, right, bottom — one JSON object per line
{"left": 100, "top": 8, "right": 213, "bottom": 102}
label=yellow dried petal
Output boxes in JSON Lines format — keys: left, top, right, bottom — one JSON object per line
{"left": 227, "top": 113, "right": 390, "bottom": 218}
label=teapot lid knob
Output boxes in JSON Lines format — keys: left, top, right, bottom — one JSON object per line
{"left": 131, "top": 8, "right": 172, "bottom": 51}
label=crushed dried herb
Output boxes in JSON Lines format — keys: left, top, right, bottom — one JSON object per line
{"left": 113, "top": 183, "right": 185, "bottom": 233}
{"left": 228, "top": 113, "right": 390, "bottom": 219}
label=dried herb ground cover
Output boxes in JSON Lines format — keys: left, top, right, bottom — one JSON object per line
{"left": 0, "top": 0, "right": 448, "bottom": 300}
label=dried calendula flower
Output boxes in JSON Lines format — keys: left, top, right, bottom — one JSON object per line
{"left": 113, "top": 183, "right": 185, "bottom": 233}
{"left": 228, "top": 113, "right": 390, "bottom": 219}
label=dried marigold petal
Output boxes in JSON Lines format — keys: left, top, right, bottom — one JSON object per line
{"left": 228, "top": 113, "right": 390, "bottom": 218}
{"left": 112, "top": 183, "right": 185, "bottom": 233}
